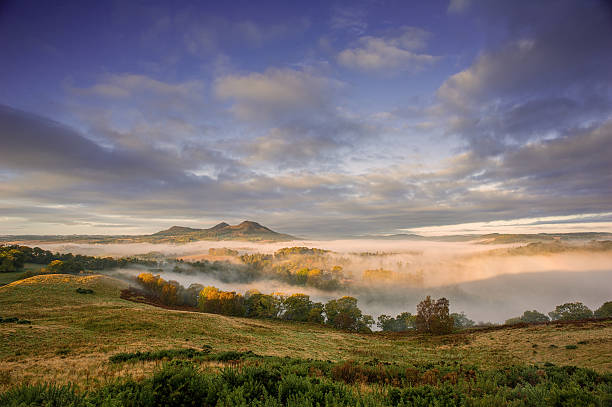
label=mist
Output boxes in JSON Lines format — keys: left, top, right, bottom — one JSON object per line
{"left": 36, "top": 239, "right": 612, "bottom": 323}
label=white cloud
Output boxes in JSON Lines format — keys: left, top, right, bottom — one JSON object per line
{"left": 77, "top": 74, "right": 204, "bottom": 100}
{"left": 337, "top": 27, "right": 438, "bottom": 73}
{"left": 214, "top": 68, "right": 342, "bottom": 122}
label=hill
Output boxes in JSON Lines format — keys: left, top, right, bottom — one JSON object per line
{"left": 0, "top": 273, "right": 610, "bottom": 394}
{"left": 0, "top": 220, "right": 296, "bottom": 244}
{"left": 150, "top": 220, "right": 296, "bottom": 242}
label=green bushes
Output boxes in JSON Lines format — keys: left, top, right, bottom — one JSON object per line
{"left": 75, "top": 288, "right": 94, "bottom": 294}
{"left": 109, "top": 347, "right": 212, "bottom": 363}
{"left": 1, "top": 358, "right": 611, "bottom": 406}
{"left": 0, "top": 316, "right": 31, "bottom": 324}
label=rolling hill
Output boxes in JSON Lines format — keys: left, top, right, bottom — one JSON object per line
{"left": 0, "top": 273, "right": 610, "bottom": 399}
{"left": 0, "top": 221, "right": 297, "bottom": 244}
{"left": 150, "top": 220, "right": 296, "bottom": 242}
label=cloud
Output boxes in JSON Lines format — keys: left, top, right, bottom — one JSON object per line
{"left": 330, "top": 6, "right": 368, "bottom": 35}
{"left": 239, "top": 116, "right": 375, "bottom": 169}
{"left": 337, "top": 27, "right": 438, "bottom": 73}
{"left": 1, "top": 98, "right": 611, "bottom": 238}
{"left": 435, "top": 0, "right": 612, "bottom": 155}
{"left": 76, "top": 74, "right": 205, "bottom": 102}
{"left": 177, "top": 12, "right": 310, "bottom": 55}
{"left": 215, "top": 68, "right": 342, "bottom": 123}
{"left": 447, "top": 0, "right": 472, "bottom": 14}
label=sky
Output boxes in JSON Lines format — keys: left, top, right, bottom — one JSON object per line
{"left": 0, "top": 0, "right": 611, "bottom": 237}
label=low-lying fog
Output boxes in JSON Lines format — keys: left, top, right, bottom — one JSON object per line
{"left": 37, "top": 239, "right": 612, "bottom": 323}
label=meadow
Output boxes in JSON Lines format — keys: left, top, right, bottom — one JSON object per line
{"left": 1, "top": 273, "right": 611, "bottom": 405}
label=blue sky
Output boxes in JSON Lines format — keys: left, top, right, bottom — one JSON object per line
{"left": 1, "top": 0, "right": 611, "bottom": 237}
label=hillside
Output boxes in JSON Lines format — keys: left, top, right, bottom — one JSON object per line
{"left": 151, "top": 220, "right": 295, "bottom": 242}
{"left": 0, "top": 273, "right": 611, "bottom": 394}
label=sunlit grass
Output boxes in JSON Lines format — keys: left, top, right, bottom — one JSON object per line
{"left": 0, "top": 273, "right": 610, "bottom": 393}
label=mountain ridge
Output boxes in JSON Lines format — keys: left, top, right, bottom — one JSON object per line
{"left": 149, "top": 220, "right": 295, "bottom": 242}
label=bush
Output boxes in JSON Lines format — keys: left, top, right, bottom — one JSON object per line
{"left": 109, "top": 347, "right": 212, "bottom": 363}
{"left": 1, "top": 358, "right": 612, "bottom": 406}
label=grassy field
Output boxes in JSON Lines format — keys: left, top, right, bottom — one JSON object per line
{"left": 0, "top": 264, "right": 44, "bottom": 286}
{"left": 0, "top": 273, "right": 611, "bottom": 393}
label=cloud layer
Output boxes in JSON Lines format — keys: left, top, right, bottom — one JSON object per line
{"left": 0, "top": 0, "right": 611, "bottom": 236}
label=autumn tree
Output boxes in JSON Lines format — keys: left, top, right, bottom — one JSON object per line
{"left": 415, "top": 296, "right": 454, "bottom": 334}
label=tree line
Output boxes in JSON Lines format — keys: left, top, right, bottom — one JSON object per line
{"left": 0, "top": 244, "right": 156, "bottom": 273}
{"left": 135, "top": 272, "right": 373, "bottom": 332}
{"left": 505, "top": 301, "right": 612, "bottom": 324}
{"left": 134, "top": 271, "right": 612, "bottom": 336}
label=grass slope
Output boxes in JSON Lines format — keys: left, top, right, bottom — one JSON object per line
{"left": 0, "top": 274, "right": 610, "bottom": 392}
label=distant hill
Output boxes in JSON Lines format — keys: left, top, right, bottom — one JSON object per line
{"left": 478, "top": 232, "right": 612, "bottom": 244}
{"left": 0, "top": 221, "right": 296, "bottom": 244}
{"left": 373, "top": 233, "right": 476, "bottom": 242}
{"left": 357, "top": 232, "right": 612, "bottom": 244}
{"left": 150, "top": 221, "right": 296, "bottom": 242}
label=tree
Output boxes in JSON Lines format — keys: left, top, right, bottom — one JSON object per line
{"left": 307, "top": 302, "right": 325, "bottom": 324}
{"left": 0, "top": 247, "right": 26, "bottom": 272}
{"left": 548, "top": 302, "right": 593, "bottom": 321}
{"left": 377, "top": 312, "right": 416, "bottom": 332}
{"left": 245, "top": 292, "right": 280, "bottom": 318}
{"left": 505, "top": 317, "right": 523, "bottom": 325}
{"left": 324, "top": 296, "right": 372, "bottom": 332}
{"left": 415, "top": 296, "right": 454, "bottom": 334}
{"left": 505, "top": 309, "right": 550, "bottom": 325}
{"left": 282, "top": 293, "right": 313, "bottom": 322}
{"left": 198, "top": 286, "right": 222, "bottom": 314}
{"left": 594, "top": 301, "right": 612, "bottom": 318}
{"left": 520, "top": 310, "right": 549, "bottom": 323}
{"left": 450, "top": 312, "right": 475, "bottom": 329}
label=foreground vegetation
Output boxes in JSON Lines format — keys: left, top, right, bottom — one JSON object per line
{"left": 2, "top": 356, "right": 611, "bottom": 406}
{"left": 1, "top": 273, "right": 611, "bottom": 402}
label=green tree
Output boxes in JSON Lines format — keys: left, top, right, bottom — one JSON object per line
{"left": 505, "top": 317, "right": 523, "bottom": 325}
{"left": 307, "top": 302, "right": 325, "bottom": 324}
{"left": 324, "top": 296, "right": 372, "bottom": 332}
{"left": 450, "top": 312, "right": 475, "bottom": 329}
{"left": 594, "top": 301, "right": 612, "bottom": 318}
{"left": 548, "top": 302, "right": 593, "bottom": 321}
{"left": 520, "top": 310, "right": 549, "bottom": 323}
{"left": 245, "top": 292, "right": 280, "bottom": 318}
{"left": 282, "top": 293, "right": 313, "bottom": 322}
{"left": 377, "top": 312, "right": 415, "bottom": 332}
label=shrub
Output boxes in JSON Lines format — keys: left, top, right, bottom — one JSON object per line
{"left": 109, "top": 347, "right": 212, "bottom": 363}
